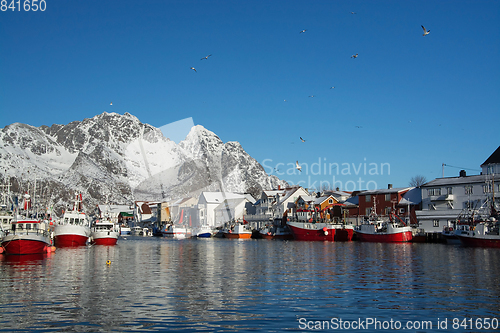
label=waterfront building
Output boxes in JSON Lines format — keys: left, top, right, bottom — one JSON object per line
{"left": 416, "top": 146, "right": 500, "bottom": 233}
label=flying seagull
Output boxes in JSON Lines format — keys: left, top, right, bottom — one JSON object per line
{"left": 330, "top": 86, "right": 335, "bottom": 89}
{"left": 300, "top": 29, "right": 307, "bottom": 33}
{"left": 296, "top": 161, "right": 302, "bottom": 172}
{"left": 421, "top": 25, "right": 430, "bottom": 36}
{"left": 201, "top": 54, "right": 212, "bottom": 60}
{"left": 308, "top": 95, "right": 315, "bottom": 98}
{"left": 351, "top": 53, "right": 358, "bottom": 59}
{"left": 190, "top": 67, "right": 197, "bottom": 72}
{"left": 110, "top": 102, "right": 113, "bottom": 106}
{"left": 350, "top": 12, "right": 356, "bottom": 14}
{"left": 300, "top": 137, "right": 305, "bottom": 142}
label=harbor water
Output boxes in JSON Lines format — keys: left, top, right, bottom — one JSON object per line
{"left": 0, "top": 238, "right": 499, "bottom": 332}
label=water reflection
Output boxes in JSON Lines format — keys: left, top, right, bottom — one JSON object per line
{"left": 0, "top": 239, "right": 499, "bottom": 331}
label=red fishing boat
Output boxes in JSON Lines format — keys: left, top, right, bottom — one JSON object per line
{"left": 355, "top": 212, "right": 412, "bottom": 243}
{"left": 287, "top": 221, "right": 336, "bottom": 241}
{"left": 1, "top": 218, "right": 52, "bottom": 254}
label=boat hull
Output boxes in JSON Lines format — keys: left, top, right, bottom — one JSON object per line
{"left": 356, "top": 230, "right": 413, "bottom": 242}
{"left": 287, "top": 222, "right": 336, "bottom": 241}
{"left": 91, "top": 235, "right": 118, "bottom": 246}
{"left": 1, "top": 235, "right": 51, "bottom": 255}
{"left": 53, "top": 224, "right": 90, "bottom": 247}
{"left": 260, "top": 233, "right": 293, "bottom": 240}
{"left": 224, "top": 232, "right": 252, "bottom": 239}
{"left": 194, "top": 232, "right": 212, "bottom": 238}
{"left": 458, "top": 235, "right": 500, "bottom": 248}
{"left": 334, "top": 227, "right": 354, "bottom": 241}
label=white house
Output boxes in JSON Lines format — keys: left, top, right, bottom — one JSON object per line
{"left": 197, "top": 192, "right": 255, "bottom": 227}
{"left": 416, "top": 146, "right": 500, "bottom": 233}
{"left": 213, "top": 197, "right": 252, "bottom": 225}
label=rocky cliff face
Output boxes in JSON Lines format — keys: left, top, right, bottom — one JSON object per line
{"left": 0, "top": 112, "right": 287, "bottom": 213}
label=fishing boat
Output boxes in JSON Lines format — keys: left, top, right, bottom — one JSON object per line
{"left": 355, "top": 212, "right": 412, "bottom": 243}
{"left": 259, "top": 224, "right": 293, "bottom": 240}
{"left": 332, "top": 224, "right": 355, "bottom": 241}
{"left": 90, "top": 219, "right": 119, "bottom": 245}
{"left": 1, "top": 218, "right": 52, "bottom": 254}
{"left": 161, "top": 224, "right": 191, "bottom": 239}
{"left": 120, "top": 224, "right": 131, "bottom": 236}
{"left": 457, "top": 218, "right": 499, "bottom": 248}
{"left": 287, "top": 221, "right": 336, "bottom": 241}
{"left": 192, "top": 224, "right": 212, "bottom": 238}
{"left": 53, "top": 194, "right": 91, "bottom": 247}
{"left": 224, "top": 223, "right": 252, "bottom": 239}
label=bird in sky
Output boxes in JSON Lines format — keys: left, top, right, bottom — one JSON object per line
{"left": 300, "top": 29, "right": 307, "bottom": 33}
{"left": 330, "top": 86, "right": 335, "bottom": 89}
{"left": 355, "top": 125, "right": 362, "bottom": 128}
{"left": 190, "top": 67, "right": 197, "bottom": 72}
{"left": 201, "top": 54, "right": 212, "bottom": 60}
{"left": 300, "top": 137, "right": 305, "bottom": 142}
{"left": 110, "top": 102, "right": 112, "bottom": 106}
{"left": 421, "top": 25, "right": 430, "bottom": 36}
{"left": 296, "top": 161, "right": 302, "bottom": 172}
{"left": 308, "top": 95, "right": 315, "bottom": 98}
{"left": 351, "top": 53, "right": 358, "bottom": 59}
{"left": 350, "top": 12, "right": 356, "bottom": 14}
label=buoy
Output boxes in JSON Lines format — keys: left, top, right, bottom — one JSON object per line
{"left": 106, "top": 260, "right": 111, "bottom": 265}
{"left": 0, "top": 247, "right": 4, "bottom": 254}
{"left": 324, "top": 231, "right": 329, "bottom": 235}
{"left": 50, "top": 246, "right": 56, "bottom": 252}
{"left": 322, "top": 227, "right": 328, "bottom": 232}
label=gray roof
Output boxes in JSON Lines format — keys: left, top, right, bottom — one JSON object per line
{"left": 422, "top": 174, "right": 500, "bottom": 187}
{"left": 481, "top": 146, "right": 500, "bottom": 166}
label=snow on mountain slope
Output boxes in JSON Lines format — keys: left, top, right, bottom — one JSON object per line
{"left": 0, "top": 112, "right": 288, "bottom": 211}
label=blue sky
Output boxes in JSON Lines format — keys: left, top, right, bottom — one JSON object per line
{"left": 1, "top": 0, "right": 499, "bottom": 191}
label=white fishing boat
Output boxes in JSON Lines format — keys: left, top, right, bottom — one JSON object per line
{"left": 161, "top": 224, "right": 191, "bottom": 239}
{"left": 90, "top": 219, "right": 120, "bottom": 245}
{"left": 192, "top": 225, "right": 212, "bottom": 238}
{"left": 53, "top": 194, "right": 91, "bottom": 247}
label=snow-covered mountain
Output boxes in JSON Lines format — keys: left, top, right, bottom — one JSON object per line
{"left": 0, "top": 112, "right": 287, "bottom": 213}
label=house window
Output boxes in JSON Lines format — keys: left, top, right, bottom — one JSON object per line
{"left": 465, "top": 185, "right": 473, "bottom": 195}
{"left": 365, "top": 194, "right": 371, "bottom": 202}
{"left": 399, "top": 208, "right": 405, "bottom": 214}
{"left": 385, "top": 194, "right": 391, "bottom": 201}
{"left": 328, "top": 199, "right": 333, "bottom": 204}
{"left": 384, "top": 207, "right": 391, "bottom": 215}
{"left": 433, "top": 219, "right": 439, "bottom": 227}
{"left": 483, "top": 181, "right": 492, "bottom": 193}
{"left": 428, "top": 188, "right": 441, "bottom": 196}
{"left": 447, "top": 187, "right": 453, "bottom": 195}
{"left": 365, "top": 208, "right": 371, "bottom": 215}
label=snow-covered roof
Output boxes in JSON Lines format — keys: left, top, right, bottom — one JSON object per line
{"left": 399, "top": 187, "right": 422, "bottom": 205}
{"left": 343, "top": 196, "right": 359, "bottom": 206}
{"left": 214, "top": 198, "right": 248, "bottom": 211}
{"left": 360, "top": 187, "right": 412, "bottom": 195}
{"left": 200, "top": 192, "right": 247, "bottom": 204}
{"left": 297, "top": 195, "right": 316, "bottom": 203}
{"left": 314, "top": 196, "right": 336, "bottom": 205}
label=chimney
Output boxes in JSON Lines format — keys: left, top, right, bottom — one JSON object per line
{"left": 388, "top": 184, "right": 393, "bottom": 189}
{"left": 278, "top": 185, "right": 281, "bottom": 190}
{"left": 459, "top": 170, "right": 466, "bottom": 177}
{"left": 336, "top": 187, "right": 340, "bottom": 191}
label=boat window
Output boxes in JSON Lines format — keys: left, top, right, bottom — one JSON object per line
{"left": 26, "top": 224, "right": 32, "bottom": 230}
{"left": 18, "top": 224, "right": 24, "bottom": 230}
{"left": 70, "top": 218, "right": 75, "bottom": 224}
{"left": 65, "top": 218, "right": 69, "bottom": 223}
